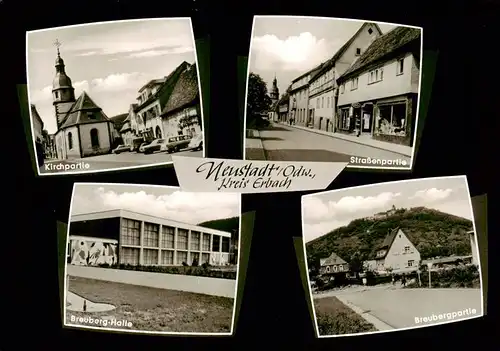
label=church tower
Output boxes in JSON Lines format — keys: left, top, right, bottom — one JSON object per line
{"left": 270, "top": 75, "right": 279, "bottom": 105}
{"left": 52, "top": 39, "right": 76, "bottom": 129}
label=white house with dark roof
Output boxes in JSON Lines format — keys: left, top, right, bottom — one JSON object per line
{"left": 307, "top": 22, "right": 382, "bottom": 132}
{"left": 133, "top": 61, "right": 191, "bottom": 141}
{"left": 160, "top": 63, "right": 202, "bottom": 138}
{"left": 50, "top": 47, "right": 116, "bottom": 160}
{"left": 372, "top": 228, "right": 421, "bottom": 273}
{"left": 319, "top": 252, "right": 349, "bottom": 275}
{"left": 336, "top": 26, "right": 422, "bottom": 148}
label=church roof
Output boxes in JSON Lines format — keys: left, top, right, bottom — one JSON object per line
{"left": 59, "top": 91, "right": 110, "bottom": 129}
{"left": 161, "top": 63, "right": 199, "bottom": 116}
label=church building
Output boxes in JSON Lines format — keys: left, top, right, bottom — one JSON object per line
{"left": 51, "top": 41, "right": 115, "bottom": 160}
{"left": 267, "top": 76, "right": 280, "bottom": 122}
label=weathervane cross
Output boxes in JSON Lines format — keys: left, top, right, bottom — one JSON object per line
{"left": 54, "top": 39, "right": 61, "bottom": 54}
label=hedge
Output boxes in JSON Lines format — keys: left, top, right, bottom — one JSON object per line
{"left": 405, "top": 264, "right": 480, "bottom": 288}
{"left": 96, "top": 263, "right": 237, "bottom": 280}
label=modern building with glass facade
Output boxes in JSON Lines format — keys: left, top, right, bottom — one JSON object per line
{"left": 67, "top": 209, "right": 233, "bottom": 267}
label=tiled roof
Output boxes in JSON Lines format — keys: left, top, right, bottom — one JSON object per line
{"left": 320, "top": 252, "right": 348, "bottom": 266}
{"left": 310, "top": 22, "right": 383, "bottom": 83}
{"left": 338, "top": 26, "right": 421, "bottom": 82}
{"left": 109, "top": 113, "right": 129, "bottom": 130}
{"left": 59, "top": 91, "right": 110, "bottom": 129}
{"left": 161, "top": 63, "right": 199, "bottom": 116}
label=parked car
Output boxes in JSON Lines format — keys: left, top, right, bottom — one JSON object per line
{"left": 112, "top": 144, "right": 131, "bottom": 154}
{"left": 165, "top": 135, "right": 192, "bottom": 153}
{"left": 138, "top": 142, "right": 151, "bottom": 153}
{"left": 187, "top": 133, "right": 203, "bottom": 151}
{"left": 143, "top": 139, "right": 168, "bottom": 154}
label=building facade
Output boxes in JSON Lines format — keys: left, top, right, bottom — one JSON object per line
{"left": 160, "top": 63, "right": 203, "bottom": 138}
{"left": 288, "top": 64, "right": 323, "bottom": 126}
{"left": 50, "top": 46, "right": 115, "bottom": 160}
{"left": 374, "top": 228, "right": 421, "bottom": 273}
{"left": 68, "top": 209, "right": 233, "bottom": 267}
{"left": 308, "top": 22, "right": 382, "bottom": 132}
{"left": 277, "top": 93, "right": 289, "bottom": 122}
{"left": 336, "top": 26, "right": 422, "bottom": 146}
{"left": 319, "top": 252, "right": 349, "bottom": 275}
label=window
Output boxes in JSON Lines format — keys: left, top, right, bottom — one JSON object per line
{"left": 177, "top": 251, "right": 188, "bottom": 265}
{"left": 143, "top": 223, "right": 159, "bottom": 247}
{"left": 333, "top": 265, "right": 338, "bottom": 272}
{"left": 201, "top": 252, "right": 210, "bottom": 264}
{"left": 340, "top": 108, "right": 350, "bottom": 130}
{"left": 397, "top": 58, "right": 404, "bottom": 75}
{"left": 177, "top": 229, "right": 188, "bottom": 250}
{"left": 121, "top": 247, "right": 139, "bottom": 265}
{"left": 202, "top": 233, "right": 211, "bottom": 251}
{"left": 161, "top": 250, "right": 174, "bottom": 265}
{"left": 87, "top": 112, "right": 96, "bottom": 120}
{"left": 90, "top": 128, "right": 99, "bottom": 148}
{"left": 408, "top": 260, "right": 415, "bottom": 267}
{"left": 356, "top": 48, "right": 361, "bottom": 56}
{"left": 404, "top": 246, "right": 411, "bottom": 254}
{"left": 351, "top": 77, "right": 359, "bottom": 90}
{"left": 221, "top": 237, "right": 230, "bottom": 253}
{"left": 212, "top": 235, "right": 220, "bottom": 252}
{"left": 321, "top": 97, "right": 324, "bottom": 108}
{"left": 143, "top": 249, "right": 158, "bottom": 265}
{"left": 340, "top": 84, "right": 345, "bottom": 94}
{"left": 190, "top": 231, "right": 201, "bottom": 251}
{"left": 368, "top": 28, "right": 373, "bottom": 34}
{"left": 55, "top": 91, "right": 59, "bottom": 99}
{"left": 326, "top": 266, "right": 330, "bottom": 272}
{"left": 67, "top": 132, "right": 73, "bottom": 150}
{"left": 327, "top": 97, "right": 330, "bottom": 108}
{"left": 190, "top": 252, "right": 200, "bottom": 265}
{"left": 121, "top": 218, "right": 140, "bottom": 246}
{"left": 316, "top": 98, "right": 319, "bottom": 108}
{"left": 368, "top": 67, "right": 384, "bottom": 84}
{"left": 161, "top": 226, "right": 174, "bottom": 248}
{"left": 376, "top": 103, "right": 407, "bottom": 136}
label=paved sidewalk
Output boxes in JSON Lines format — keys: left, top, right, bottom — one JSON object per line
{"left": 245, "top": 129, "right": 266, "bottom": 160}
{"left": 277, "top": 122, "right": 413, "bottom": 157}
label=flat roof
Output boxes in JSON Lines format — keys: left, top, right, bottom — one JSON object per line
{"left": 69, "top": 235, "right": 118, "bottom": 244}
{"left": 70, "top": 209, "right": 232, "bottom": 237}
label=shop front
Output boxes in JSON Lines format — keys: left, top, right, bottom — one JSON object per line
{"left": 336, "top": 93, "right": 416, "bottom": 147}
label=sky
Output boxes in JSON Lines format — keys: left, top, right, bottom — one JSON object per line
{"left": 249, "top": 16, "right": 398, "bottom": 97}
{"left": 71, "top": 183, "right": 240, "bottom": 225}
{"left": 302, "top": 176, "right": 474, "bottom": 243}
{"left": 27, "top": 18, "right": 197, "bottom": 134}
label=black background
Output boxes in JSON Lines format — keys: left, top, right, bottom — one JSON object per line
{"left": 7, "top": 0, "right": 494, "bottom": 349}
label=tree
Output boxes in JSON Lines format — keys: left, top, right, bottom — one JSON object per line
{"left": 246, "top": 73, "right": 272, "bottom": 126}
{"left": 348, "top": 253, "right": 364, "bottom": 277}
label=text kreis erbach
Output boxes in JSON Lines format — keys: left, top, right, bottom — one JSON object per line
{"left": 196, "top": 161, "right": 317, "bottom": 191}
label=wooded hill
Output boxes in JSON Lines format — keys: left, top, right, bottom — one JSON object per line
{"left": 306, "top": 206, "right": 473, "bottom": 269}
{"left": 198, "top": 216, "right": 239, "bottom": 237}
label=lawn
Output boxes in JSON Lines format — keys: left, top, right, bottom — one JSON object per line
{"left": 66, "top": 276, "right": 234, "bottom": 333}
{"left": 314, "top": 296, "right": 377, "bottom": 336}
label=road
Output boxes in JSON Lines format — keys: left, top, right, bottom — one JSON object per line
{"left": 40, "top": 149, "right": 202, "bottom": 174}
{"left": 316, "top": 288, "right": 483, "bottom": 330}
{"left": 246, "top": 124, "right": 411, "bottom": 167}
